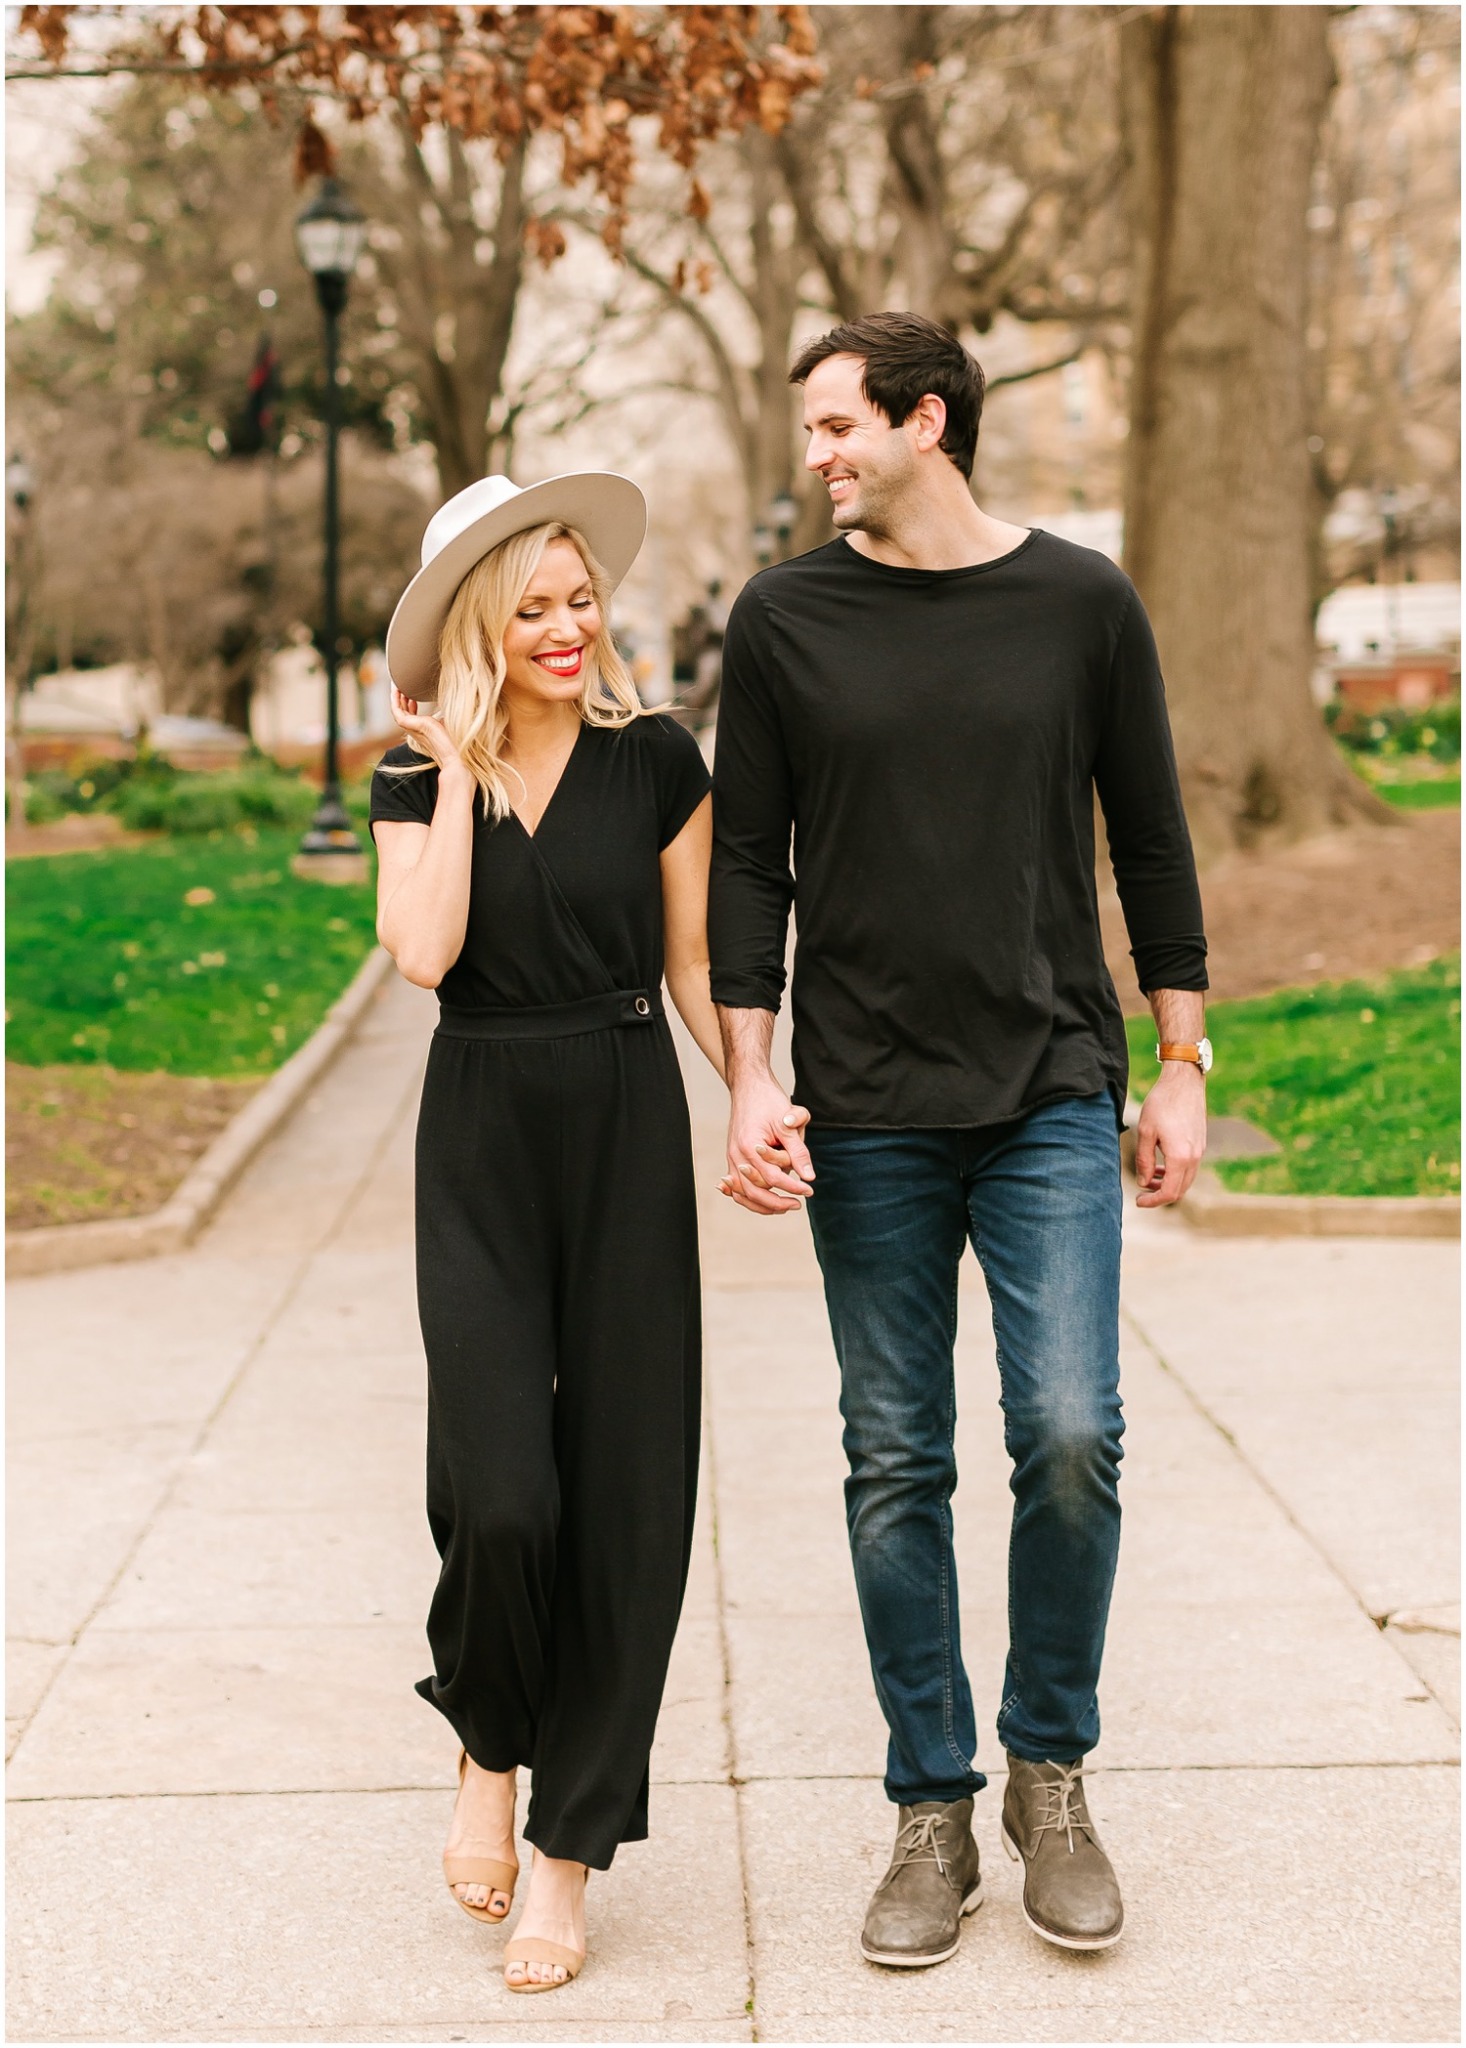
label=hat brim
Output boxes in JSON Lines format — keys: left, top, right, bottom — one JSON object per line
{"left": 385, "top": 471, "right": 648, "bottom": 698}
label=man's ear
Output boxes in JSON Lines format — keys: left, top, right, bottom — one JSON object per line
{"left": 910, "top": 392, "right": 948, "bottom": 455}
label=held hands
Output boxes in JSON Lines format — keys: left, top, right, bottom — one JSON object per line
{"left": 392, "top": 684, "right": 469, "bottom": 782}
{"left": 1134, "top": 1061, "right": 1207, "bottom": 1207}
{"left": 719, "top": 1074, "right": 815, "bottom": 1215}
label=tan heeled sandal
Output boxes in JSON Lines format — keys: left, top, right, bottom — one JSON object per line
{"left": 503, "top": 1862, "right": 588, "bottom": 1992}
{"left": 443, "top": 1750, "right": 518, "bottom": 1925}
{"left": 503, "top": 1936, "right": 585, "bottom": 1992}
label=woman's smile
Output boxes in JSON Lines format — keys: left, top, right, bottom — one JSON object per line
{"left": 533, "top": 646, "right": 585, "bottom": 678}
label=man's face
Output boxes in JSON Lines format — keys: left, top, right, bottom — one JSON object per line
{"left": 801, "top": 353, "right": 918, "bottom": 536}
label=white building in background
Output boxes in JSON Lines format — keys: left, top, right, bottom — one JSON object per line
{"left": 19, "top": 663, "right": 161, "bottom": 740}
{"left": 249, "top": 642, "right": 397, "bottom": 754}
{"left": 18, "top": 664, "right": 250, "bottom": 765}
{"left": 1031, "top": 508, "right": 1124, "bottom": 562}
{"left": 1313, "top": 583, "right": 1461, "bottom": 663}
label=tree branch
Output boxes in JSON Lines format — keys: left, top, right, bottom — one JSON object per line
{"left": 572, "top": 216, "right": 757, "bottom": 476}
{"left": 985, "top": 347, "right": 1088, "bottom": 391}
{"left": 773, "top": 128, "right": 862, "bottom": 320}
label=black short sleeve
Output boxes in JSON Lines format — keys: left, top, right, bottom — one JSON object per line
{"left": 642, "top": 714, "right": 712, "bottom": 850}
{"left": 369, "top": 743, "right": 439, "bottom": 836}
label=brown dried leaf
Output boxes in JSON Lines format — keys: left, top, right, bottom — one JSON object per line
{"left": 293, "top": 114, "right": 337, "bottom": 185}
{"left": 524, "top": 215, "right": 569, "bottom": 266}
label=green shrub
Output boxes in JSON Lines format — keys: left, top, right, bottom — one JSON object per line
{"left": 112, "top": 770, "right": 316, "bottom": 835}
{"left": 1326, "top": 695, "right": 1460, "bottom": 763}
{"left": 14, "top": 752, "right": 320, "bottom": 835}
{"left": 20, "top": 749, "right": 178, "bottom": 824}
{"left": 21, "top": 776, "right": 72, "bottom": 825}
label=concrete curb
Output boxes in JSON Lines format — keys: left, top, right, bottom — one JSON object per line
{"left": 1122, "top": 1101, "right": 1460, "bottom": 1238}
{"left": 1182, "top": 1166, "right": 1460, "bottom": 1239}
{"left": 7, "top": 947, "right": 396, "bottom": 1278}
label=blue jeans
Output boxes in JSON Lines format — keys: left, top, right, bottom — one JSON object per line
{"left": 806, "top": 1094, "right": 1124, "bottom": 1805}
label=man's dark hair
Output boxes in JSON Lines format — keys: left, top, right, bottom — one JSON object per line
{"left": 789, "top": 312, "right": 986, "bottom": 479}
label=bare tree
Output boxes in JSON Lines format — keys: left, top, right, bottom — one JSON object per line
{"left": 9, "top": 5, "right": 823, "bottom": 501}
{"left": 8, "top": 395, "right": 427, "bottom": 717}
{"left": 613, "top": 6, "right": 1131, "bottom": 563}
{"left": 353, "top": 120, "right": 530, "bottom": 497}
{"left": 774, "top": 7, "right": 1127, "bottom": 340}
{"left": 610, "top": 128, "right": 805, "bottom": 562}
{"left": 1305, "top": 7, "right": 1461, "bottom": 599}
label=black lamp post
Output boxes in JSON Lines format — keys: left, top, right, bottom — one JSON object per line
{"left": 1379, "top": 486, "right": 1402, "bottom": 659}
{"left": 293, "top": 176, "right": 369, "bottom": 877}
{"left": 754, "top": 489, "right": 798, "bottom": 570}
{"left": 6, "top": 454, "right": 36, "bottom": 843}
{"left": 770, "top": 488, "right": 798, "bottom": 561}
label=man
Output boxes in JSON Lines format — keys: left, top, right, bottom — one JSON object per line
{"left": 708, "top": 312, "right": 1209, "bottom": 1968}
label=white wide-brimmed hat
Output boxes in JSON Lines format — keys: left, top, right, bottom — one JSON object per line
{"left": 385, "top": 471, "right": 647, "bottom": 697}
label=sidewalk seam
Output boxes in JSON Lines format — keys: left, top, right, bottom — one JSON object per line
{"left": 5, "top": 1043, "right": 427, "bottom": 1768}
{"left": 702, "top": 1350, "right": 760, "bottom": 2043}
{"left": 8, "top": 1757, "right": 1459, "bottom": 1806}
{"left": 1121, "top": 1303, "right": 1462, "bottom": 1737}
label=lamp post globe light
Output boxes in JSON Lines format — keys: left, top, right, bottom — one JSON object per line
{"left": 292, "top": 176, "right": 369, "bottom": 882}
{"left": 7, "top": 455, "right": 34, "bottom": 512}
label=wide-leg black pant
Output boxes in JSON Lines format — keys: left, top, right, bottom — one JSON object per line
{"left": 412, "top": 991, "right": 701, "bottom": 1869}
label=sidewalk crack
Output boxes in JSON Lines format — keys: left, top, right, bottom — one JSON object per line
{"left": 703, "top": 1389, "right": 760, "bottom": 2042}
{"left": 1121, "top": 1303, "right": 1461, "bottom": 1736}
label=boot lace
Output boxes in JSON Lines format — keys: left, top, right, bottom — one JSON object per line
{"left": 1033, "top": 1764, "right": 1095, "bottom": 1856}
{"left": 890, "top": 1812, "right": 950, "bottom": 1878}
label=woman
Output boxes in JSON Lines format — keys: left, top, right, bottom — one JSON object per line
{"left": 371, "top": 472, "right": 777, "bottom": 1992}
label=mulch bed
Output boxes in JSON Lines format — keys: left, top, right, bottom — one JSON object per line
{"left": 1100, "top": 808, "right": 1460, "bottom": 1014}
{"left": 6, "top": 1064, "right": 262, "bottom": 1232}
{"left": 6, "top": 816, "right": 156, "bottom": 859}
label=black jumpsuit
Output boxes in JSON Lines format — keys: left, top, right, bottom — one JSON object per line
{"left": 369, "top": 714, "right": 711, "bottom": 1870}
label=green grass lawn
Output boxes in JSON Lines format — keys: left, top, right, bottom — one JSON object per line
{"left": 1126, "top": 956, "right": 1461, "bottom": 1199}
{"left": 6, "top": 828, "right": 379, "bottom": 1076}
{"left": 1375, "top": 777, "right": 1461, "bottom": 812}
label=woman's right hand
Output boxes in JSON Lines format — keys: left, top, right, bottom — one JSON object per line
{"left": 392, "top": 683, "right": 467, "bottom": 780}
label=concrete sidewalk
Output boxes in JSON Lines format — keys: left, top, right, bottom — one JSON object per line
{"left": 7, "top": 972, "right": 1459, "bottom": 2042}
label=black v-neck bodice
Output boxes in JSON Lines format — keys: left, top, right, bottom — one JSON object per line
{"left": 370, "top": 715, "right": 710, "bottom": 1009}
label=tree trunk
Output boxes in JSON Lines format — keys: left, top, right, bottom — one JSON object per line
{"left": 879, "top": 8, "right": 961, "bottom": 329}
{"left": 1120, "top": 6, "right": 1389, "bottom": 862}
{"left": 378, "top": 119, "right": 528, "bottom": 502}
{"left": 745, "top": 131, "right": 803, "bottom": 552}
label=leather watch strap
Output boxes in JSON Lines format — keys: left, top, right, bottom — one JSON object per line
{"left": 1157, "top": 1043, "right": 1204, "bottom": 1063}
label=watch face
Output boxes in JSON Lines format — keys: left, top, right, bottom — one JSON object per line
{"left": 1198, "top": 1036, "right": 1214, "bottom": 1075}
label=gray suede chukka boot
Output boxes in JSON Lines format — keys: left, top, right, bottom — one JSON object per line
{"left": 1001, "top": 1755, "right": 1123, "bottom": 1949}
{"left": 861, "top": 1799, "right": 983, "bottom": 1967}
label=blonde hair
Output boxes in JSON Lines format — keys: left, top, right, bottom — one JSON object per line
{"left": 387, "top": 521, "right": 641, "bottom": 822}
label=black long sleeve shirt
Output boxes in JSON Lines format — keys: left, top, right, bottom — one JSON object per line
{"left": 708, "top": 531, "right": 1207, "bottom": 1128}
